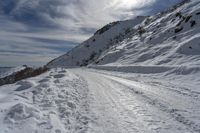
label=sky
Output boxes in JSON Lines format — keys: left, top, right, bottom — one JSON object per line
{"left": 0, "top": 0, "right": 183, "bottom": 67}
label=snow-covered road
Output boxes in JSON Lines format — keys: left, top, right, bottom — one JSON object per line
{"left": 73, "top": 69, "right": 200, "bottom": 133}
{"left": 0, "top": 68, "right": 200, "bottom": 133}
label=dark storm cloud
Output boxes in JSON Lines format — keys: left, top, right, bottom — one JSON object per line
{"left": 0, "top": 0, "right": 69, "bottom": 27}
{"left": 0, "top": 0, "right": 184, "bottom": 28}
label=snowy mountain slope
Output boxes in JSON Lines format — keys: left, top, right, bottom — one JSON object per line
{"left": 93, "top": 0, "right": 200, "bottom": 67}
{"left": 47, "top": 0, "right": 200, "bottom": 76}
{"left": 47, "top": 16, "right": 146, "bottom": 67}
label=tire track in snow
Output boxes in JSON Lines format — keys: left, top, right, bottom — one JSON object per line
{"left": 99, "top": 72, "right": 200, "bottom": 133}
{"left": 73, "top": 69, "right": 197, "bottom": 133}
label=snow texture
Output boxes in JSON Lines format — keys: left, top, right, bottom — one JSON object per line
{"left": 0, "top": 68, "right": 200, "bottom": 133}
{"left": 1, "top": 0, "right": 200, "bottom": 133}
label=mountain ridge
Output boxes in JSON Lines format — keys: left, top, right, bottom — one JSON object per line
{"left": 47, "top": 16, "right": 146, "bottom": 67}
{"left": 47, "top": 0, "right": 200, "bottom": 75}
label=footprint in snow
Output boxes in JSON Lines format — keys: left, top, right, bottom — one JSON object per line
{"left": 15, "top": 81, "right": 34, "bottom": 91}
{"left": 67, "top": 102, "right": 76, "bottom": 109}
{"left": 55, "top": 129, "right": 61, "bottom": 133}
{"left": 38, "top": 78, "right": 49, "bottom": 83}
{"left": 54, "top": 79, "right": 60, "bottom": 84}
{"left": 53, "top": 74, "right": 65, "bottom": 79}
{"left": 58, "top": 70, "right": 67, "bottom": 73}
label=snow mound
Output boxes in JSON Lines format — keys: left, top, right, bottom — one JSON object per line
{"left": 4, "top": 103, "right": 39, "bottom": 124}
{"left": 53, "top": 74, "right": 65, "bottom": 79}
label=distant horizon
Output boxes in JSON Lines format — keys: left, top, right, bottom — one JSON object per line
{"left": 0, "top": 0, "right": 183, "bottom": 66}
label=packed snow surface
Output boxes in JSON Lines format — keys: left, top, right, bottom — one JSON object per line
{"left": 0, "top": 68, "right": 200, "bottom": 133}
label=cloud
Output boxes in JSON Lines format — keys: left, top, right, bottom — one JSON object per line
{"left": 0, "top": 0, "right": 183, "bottom": 66}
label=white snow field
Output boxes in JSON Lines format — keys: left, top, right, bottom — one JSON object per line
{"left": 1, "top": 0, "right": 200, "bottom": 132}
{"left": 0, "top": 68, "right": 200, "bottom": 133}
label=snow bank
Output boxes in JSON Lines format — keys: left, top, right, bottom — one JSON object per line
{"left": 90, "top": 65, "right": 200, "bottom": 75}
{"left": 90, "top": 65, "right": 172, "bottom": 74}
{"left": 0, "top": 68, "right": 91, "bottom": 133}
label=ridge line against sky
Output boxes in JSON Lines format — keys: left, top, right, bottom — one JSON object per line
{"left": 0, "top": 0, "right": 183, "bottom": 66}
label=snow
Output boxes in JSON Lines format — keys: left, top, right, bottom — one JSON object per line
{"left": 0, "top": 68, "right": 89, "bottom": 133}
{"left": 0, "top": 68, "right": 200, "bottom": 133}
{"left": 1, "top": 0, "right": 200, "bottom": 132}
{"left": 47, "top": 16, "right": 146, "bottom": 68}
